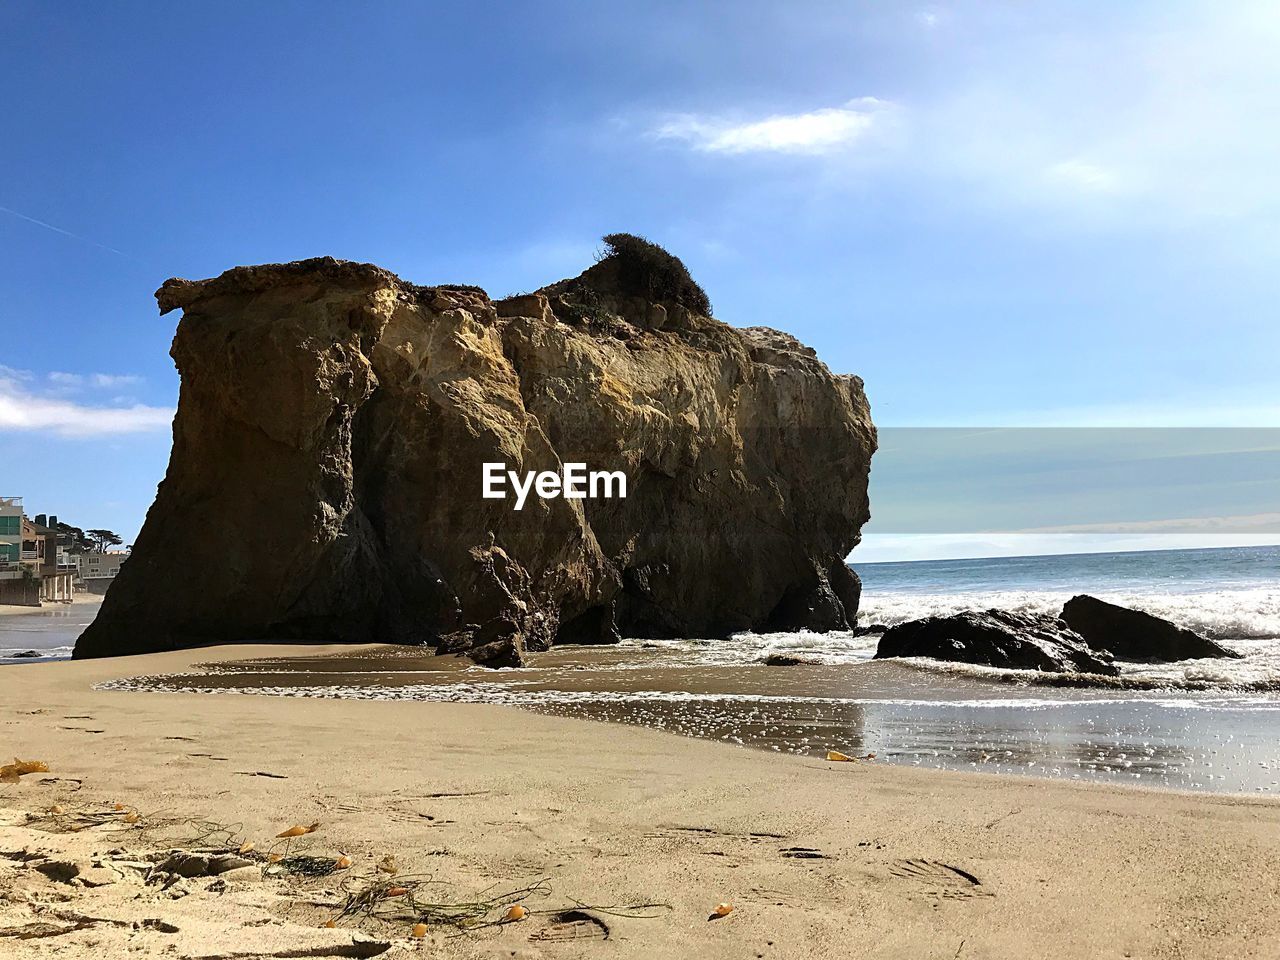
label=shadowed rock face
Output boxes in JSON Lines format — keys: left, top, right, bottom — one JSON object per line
{"left": 75, "top": 256, "right": 876, "bottom": 663}
{"left": 874, "top": 610, "right": 1120, "bottom": 676}
{"left": 1061, "top": 595, "right": 1241, "bottom": 661}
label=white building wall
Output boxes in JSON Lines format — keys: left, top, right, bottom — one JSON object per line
{"left": 75, "top": 552, "right": 128, "bottom": 580}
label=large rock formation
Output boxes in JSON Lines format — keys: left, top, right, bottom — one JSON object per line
{"left": 1061, "top": 595, "right": 1241, "bottom": 662}
{"left": 874, "top": 610, "right": 1119, "bottom": 676}
{"left": 75, "top": 247, "right": 875, "bottom": 663}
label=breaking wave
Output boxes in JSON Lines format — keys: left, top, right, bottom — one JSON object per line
{"left": 858, "top": 587, "right": 1280, "bottom": 641}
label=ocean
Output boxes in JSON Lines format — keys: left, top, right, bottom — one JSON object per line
{"left": 13, "top": 545, "right": 1280, "bottom": 794}
{"left": 0, "top": 599, "right": 99, "bottom": 662}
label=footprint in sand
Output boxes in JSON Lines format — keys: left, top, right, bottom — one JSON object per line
{"left": 647, "top": 825, "right": 789, "bottom": 842}
{"left": 889, "top": 859, "right": 991, "bottom": 899}
{"left": 530, "top": 910, "right": 610, "bottom": 942}
{"left": 780, "top": 846, "right": 831, "bottom": 860}
{"left": 745, "top": 886, "right": 843, "bottom": 909}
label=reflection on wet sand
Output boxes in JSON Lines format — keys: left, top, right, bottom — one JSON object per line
{"left": 101, "top": 643, "right": 1280, "bottom": 796}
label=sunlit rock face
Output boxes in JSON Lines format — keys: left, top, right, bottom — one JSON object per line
{"left": 75, "top": 254, "right": 875, "bottom": 664}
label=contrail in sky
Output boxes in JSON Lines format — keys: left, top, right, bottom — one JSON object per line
{"left": 0, "top": 203, "right": 148, "bottom": 265}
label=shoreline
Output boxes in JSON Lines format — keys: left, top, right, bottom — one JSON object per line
{"left": 0, "top": 594, "right": 102, "bottom": 617}
{"left": 0, "top": 595, "right": 104, "bottom": 662}
{"left": 3, "top": 644, "right": 1279, "bottom": 958}
{"left": 92, "top": 641, "right": 1280, "bottom": 796}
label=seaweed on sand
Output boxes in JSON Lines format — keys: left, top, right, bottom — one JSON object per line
{"left": 322, "top": 874, "right": 670, "bottom": 934}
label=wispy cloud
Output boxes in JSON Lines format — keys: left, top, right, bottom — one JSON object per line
{"left": 915, "top": 8, "right": 942, "bottom": 29}
{"left": 913, "top": 4, "right": 1280, "bottom": 221}
{"left": 1046, "top": 159, "right": 1121, "bottom": 194}
{"left": 654, "top": 98, "right": 890, "bottom": 155}
{"left": 0, "top": 368, "right": 172, "bottom": 437}
{"left": 639, "top": 6, "right": 1280, "bottom": 229}
{"left": 47, "top": 371, "right": 144, "bottom": 390}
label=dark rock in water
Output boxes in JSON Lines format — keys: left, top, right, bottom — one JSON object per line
{"left": 765, "top": 563, "right": 863, "bottom": 632}
{"left": 875, "top": 609, "right": 1119, "bottom": 676}
{"left": 435, "top": 630, "right": 476, "bottom": 655}
{"left": 74, "top": 248, "right": 875, "bottom": 660}
{"left": 760, "top": 653, "right": 819, "bottom": 666}
{"left": 436, "top": 617, "right": 528, "bottom": 668}
{"left": 10, "top": 650, "right": 42, "bottom": 658}
{"left": 463, "top": 638, "right": 524, "bottom": 669}
{"left": 1061, "top": 595, "right": 1241, "bottom": 662}
{"left": 850, "top": 623, "right": 888, "bottom": 637}
{"left": 555, "top": 601, "right": 621, "bottom": 646}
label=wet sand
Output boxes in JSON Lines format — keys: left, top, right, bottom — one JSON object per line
{"left": 107, "top": 643, "right": 1280, "bottom": 794}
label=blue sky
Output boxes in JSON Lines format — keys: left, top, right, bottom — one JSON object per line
{"left": 1, "top": 1, "right": 1277, "bottom": 559}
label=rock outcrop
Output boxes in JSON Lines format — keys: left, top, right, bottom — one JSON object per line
{"left": 1061, "top": 595, "right": 1241, "bottom": 662}
{"left": 75, "top": 247, "right": 875, "bottom": 663}
{"left": 874, "top": 610, "right": 1119, "bottom": 676}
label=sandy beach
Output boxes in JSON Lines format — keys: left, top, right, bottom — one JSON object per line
{"left": 2, "top": 645, "right": 1278, "bottom": 959}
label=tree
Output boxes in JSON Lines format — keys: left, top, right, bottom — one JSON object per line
{"left": 86, "top": 529, "right": 123, "bottom": 552}
{"left": 55, "top": 522, "right": 91, "bottom": 553}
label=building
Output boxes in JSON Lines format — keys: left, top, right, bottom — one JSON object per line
{"left": 23, "top": 517, "right": 76, "bottom": 602}
{"left": 75, "top": 550, "right": 129, "bottom": 595}
{"left": 0, "top": 499, "right": 82, "bottom": 605}
{"left": 0, "top": 497, "right": 41, "bottom": 605}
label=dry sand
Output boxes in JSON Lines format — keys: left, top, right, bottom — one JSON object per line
{"left": 1, "top": 644, "right": 1278, "bottom": 959}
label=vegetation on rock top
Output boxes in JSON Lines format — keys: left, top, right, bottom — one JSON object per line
{"left": 595, "top": 233, "right": 712, "bottom": 316}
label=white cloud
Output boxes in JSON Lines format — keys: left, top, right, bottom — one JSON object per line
{"left": 655, "top": 98, "right": 889, "bottom": 155}
{"left": 643, "top": 7, "right": 1280, "bottom": 227}
{"left": 1046, "top": 159, "right": 1121, "bottom": 194}
{"left": 0, "top": 365, "right": 33, "bottom": 383}
{"left": 915, "top": 9, "right": 941, "bottom": 29}
{"left": 0, "top": 369, "right": 172, "bottom": 437}
{"left": 89, "top": 373, "right": 143, "bottom": 389}
{"left": 907, "top": 4, "right": 1280, "bottom": 221}
{"left": 48, "top": 371, "right": 144, "bottom": 390}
